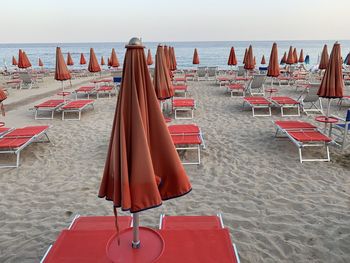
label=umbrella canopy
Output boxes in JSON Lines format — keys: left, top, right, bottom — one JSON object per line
{"left": 318, "top": 42, "right": 343, "bottom": 99}
{"left": 38, "top": 58, "right": 44, "bottom": 67}
{"left": 12, "top": 56, "right": 18, "bottom": 66}
{"left": 293, "top": 48, "right": 298, "bottom": 64}
{"left": 110, "top": 48, "right": 120, "bottom": 68}
{"left": 80, "top": 53, "right": 87, "bottom": 65}
{"left": 305, "top": 55, "right": 310, "bottom": 64}
{"left": 280, "top": 52, "right": 287, "bottom": 64}
{"left": 88, "top": 48, "right": 101, "bottom": 73}
{"left": 146, "top": 49, "right": 153, "bottom": 66}
{"left": 169, "top": 47, "right": 177, "bottom": 71}
{"left": 23, "top": 52, "right": 32, "bottom": 68}
{"left": 286, "top": 46, "right": 294, "bottom": 65}
{"left": 243, "top": 48, "right": 248, "bottom": 64}
{"left": 99, "top": 37, "right": 191, "bottom": 212}
{"left": 55, "top": 47, "right": 71, "bottom": 81}
{"left": 253, "top": 56, "right": 256, "bottom": 66}
{"left": 319, "top": 44, "right": 329, "bottom": 70}
{"left": 67, "top": 52, "right": 74, "bottom": 66}
{"left": 267, "top": 43, "right": 280, "bottom": 77}
{"left": 101, "top": 56, "right": 105, "bottom": 65}
{"left": 244, "top": 45, "right": 254, "bottom": 70}
{"left": 192, "top": 48, "right": 200, "bottom": 65}
{"left": 227, "top": 47, "right": 237, "bottom": 66}
{"left": 108, "top": 58, "right": 111, "bottom": 67}
{"left": 18, "top": 50, "right": 31, "bottom": 68}
{"left": 298, "top": 49, "right": 304, "bottom": 63}
{"left": 163, "top": 45, "right": 171, "bottom": 70}
{"left": 154, "top": 45, "right": 174, "bottom": 100}
{"left": 261, "top": 55, "right": 266, "bottom": 65}
{"left": 172, "top": 47, "right": 178, "bottom": 70}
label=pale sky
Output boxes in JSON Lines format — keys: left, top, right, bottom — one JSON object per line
{"left": 0, "top": 0, "right": 349, "bottom": 43}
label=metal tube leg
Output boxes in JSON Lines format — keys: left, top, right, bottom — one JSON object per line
{"left": 132, "top": 213, "right": 140, "bottom": 248}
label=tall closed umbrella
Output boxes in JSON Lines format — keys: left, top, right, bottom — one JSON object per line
{"left": 169, "top": 47, "right": 177, "bottom": 71}
{"left": 227, "top": 47, "right": 237, "bottom": 66}
{"left": 107, "top": 58, "right": 111, "bottom": 67}
{"left": 317, "top": 42, "right": 344, "bottom": 117}
{"left": 18, "top": 50, "right": 31, "bottom": 69}
{"left": 244, "top": 45, "right": 254, "bottom": 70}
{"left": 12, "top": 56, "right": 17, "bottom": 66}
{"left": 67, "top": 52, "right": 74, "bottom": 66}
{"left": 163, "top": 45, "right": 171, "bottom": 69}
{"left": 243, "top": 48, "right": 248, "bottom": 64}
{"left": 293, "top": 48, "right": 298, "bottom": 64}
{"left": 55, "top": 47, "right": 71, "bottom": 95}
{"left": 99, "top": 38, "right": 191, "bottom": 262}
{"left": 154, "top": 45, "right": 174, "bottom": 100}
{"left": 192, "top": 48, "right": 199, "bottom": 65}
{"left": 299, "top": 49, "right": 304, "bottom": 63}
{"left": 38, "top": 58, "right": 44, "bottom": 67}
{"left": 23, "top": 52, "right": 32, "bottom": 68}
{"left": 286, "top": 46, "right": 294, "bottom": 65}
{"left": 101, "top": 56, "right": 105, "bottom": 66}
{"left": 80, "top": 53, "right": 86, "bottom": 65}
{"left": 267, "top": 43, "right": 280, "bottom": 77}
{"left": 261, "top": 55, "right": 266, "bottom": 65}
{"left": 146, "top": 49, "right": 153, "bottom": 66}
{"left": 319, "top": 44, "right": 329, "bottom": 70}
{"left": 110, "top": 48, "right": 120, "bottom": 68}
{"left": 88, "top": 48, "right": 101, "bottom": 73}
{"left": 172, "top": 47, "right": 178, "bottom": 70}
{"left": 280, "top": 52, "right": 287, "bottom": 64}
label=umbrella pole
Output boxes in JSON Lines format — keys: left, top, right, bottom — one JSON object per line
{"left": 132, "top": 213, "right": 140, "bottom": 248}
{"left": 326, "top": 98, "right": 331, "bottom": 118}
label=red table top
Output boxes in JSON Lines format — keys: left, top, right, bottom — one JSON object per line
{"left": 315, "top": 116, "right": 338, "bottom": 123}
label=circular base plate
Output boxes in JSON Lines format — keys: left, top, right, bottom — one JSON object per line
{"left": 106, "top": 227, "right": 164, "bottom": 263}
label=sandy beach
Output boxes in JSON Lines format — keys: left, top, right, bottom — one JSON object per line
{"left": 0, "top": 73, "right": 349, "bottom": 262}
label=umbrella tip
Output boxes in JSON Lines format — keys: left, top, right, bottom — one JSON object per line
{"left": 128, "top": 37, "right": 142, "bottom": 46}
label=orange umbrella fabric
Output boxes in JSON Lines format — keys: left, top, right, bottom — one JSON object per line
{"left": 243, "top": 48, "right": 248, "bottom": 64}
{"left": 12, "top": 56, "right": 18, "bottom": 66}
{"left": 55, "top": 47, "right": 71, "bottom": 81}
{"left": 298, "top": 49, "right": 304, "bottom": 63}
{"left": 99, "top": 39, "right": 191, "bottom": 213}
{"left": 244, "top": 45, "right": 254, "bottom": 70}
{"left": 171, "top": 47, "right": 178, "bottom": 70}
{"left": 110, "top": 48, "right": 120, "bottom": 68}
{"left": 154, "top": 45, "right": 174, "bottom": 100}
{"left": 146, "top": 49, "right": 153, "bottom": 65}
{"left": 18, "top": 50, "right": 31, "bottom": 68}
{"left": 267, "top": 43, "right": 280, "bottom": 77}
{"left": 261, "top": 55, "right": 266, "bottom": 65}
{"left": 319, "top": 44, "right": 329, "bottom": 70}
{"left": 192, "top": 48, "right": 199, "bottom": 65}
{"left": 101, "top": 56, "right": 105, "bottom": 65}
{"left": 88, "top": 48, "right": 101, "bottom": 73}
{"left": 318, "top": 42, "right": 343, "bottom": 98}
{"left": 286, "top": 46, "right": 294, "bottom": 65}
{"left": 293, "top": 48, "right": 298, "bottom": 64}
{"left": 80, "top": 53, "right": 86, "bottom": 65}
{"left": 227, "top": 47, "right": 237, "bottom": 66}
{"left": 163, "top": 46, "right": 171, "bottom": 69}
{"left": 38, "top": 58, "right": 44, "bottom": 67}
{"left": 23, "top": 52, "right": 32, "bottom": 68}
{"left": 280, "top": 52, "right": 287, "bottom": 64}
{"left": 108, "top": 58, "right": 111, "bottom": 67}
{"left": 67, "top": 53, "right": 74, "bottom": 66}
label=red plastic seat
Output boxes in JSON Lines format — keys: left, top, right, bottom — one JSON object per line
{"left": 70, "top": 216, "right": 132, "bottom": 231}
{"left": 35, "top": 100, "right": 65, "bottom": 108}
{"left": 173, "top": 99, "right": 195, "bottom": 107}
{"left": 288, "top": 130, "right": 332, "bottom": 142}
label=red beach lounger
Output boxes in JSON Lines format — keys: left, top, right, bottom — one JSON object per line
{"left": 61, "top": 100, "right": 94, "bottom": 120}
{"left": 243, "top": 96, "right": 271, "bottom": 116}
{"left": 270, "top": 96, "right": 300, "bottom": 116}
{"left": 173, "top": 77, "right": 187, "bottom": 85}
{"left": 74, "top": 86, "right": 96, "bottom": 99}
{"left": 172, "top": 98, "right": 196, "bottom": 119}
{"left": 173, "top": 85, "right": 188, "bottom": 97}
{"left": 68, "top": 215, "right": 132, "bottom": 231}
{"left": 96, "top": 85, "right": 115, "bottom": 98}
{"left": 34, "top": 99, "right": 65, "bottom": 120}
{"left": 226, "top": 84, "right": 244, "bottom": 97}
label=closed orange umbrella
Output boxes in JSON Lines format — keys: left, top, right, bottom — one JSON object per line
{"left": 293, "top": 48, "right": 298, "bottom": 64}
{"left": 172, "top": 47, "right": 178, "bottom": 70}
{"left": 318, "top": 42, "right": 344, "bottom": 116}
{"left": 280, "top": 52, "right": 287, "bottom": 64}
{"left": 286, "top": 46, "right": 294, "bottom": 65}
{"left": 88, "top": 48, "right": 101, "bottom": 73}
{"left": 192, "top": 48, "right": 199, "bottom": 65}
{"left": 99, "top": 38, "right": 191, "bottom": 259}
{"left": 227, "top": 47, "right": 237, "bottom": 66}
{"left": 110, "top": 48, "right": 120, "bottom": 68}
{"left": 107, "top": 58, "right": 111, "bottom": 67}
{"left": 267, "top": 42, "right": 280, "bottom": 77}
{"left": 55, "top": 47, "right": 71, "bottom": 81}
{"left": 169, "top": 47, "right": 177, "bottom": 71}
{"left": 163, "top": 45, "right": 171, "bottom": 69}
{"left": 244, "top": 45, "right": 254, "bottom": 70}
{"left": 146, "top": 49, "right": 153, "bottom": 66}
{"left": 154, "top": 45, "right": 174, "bottom": 100}
{"left": 261, "top": 55, "right": 266, "bottom": 65}
{"left": 80, "top": 53, "right": 86, "bottom": 65}
{"left": 243, "top": 48, "right": 248, "bottom": 64}
{"left": 38, "top": 58, "right": 44, "bottom": 67}
{"left": 319, "top": 44, "right": 329, "bottom": 70}
{"left": 18, "top": 50, "right": 32, "bottom": 68}
{"left": 23, "top": 52, "right": 32, "bottom": 68}
{"left": 298, "top": 49, "right": 304, "bottom": 63}
{"left": 12, "top": 56, "right": 17, "bottom": 66}
{"left": 101, "top": 56, "right": 105, "bottom": 66}
{"left": 67, "top": 52, "right": 74, "bottom": 66}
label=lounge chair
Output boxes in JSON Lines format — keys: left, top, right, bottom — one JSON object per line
{"left": 0, "top": 125, "right": 50, "bottom": 168}
{"left": 96, "top": 85, "right": 115, "bottom": 99}
{"left": 331, "top": 109, "right": 350, "bottom": 151}
{"left": 172, "top": 98, "right": 196, "bottom": 119}
{"left": 270, "top": 96, "right": 300, "bottom": 116}
{"left": 61, "top": 100, "right": 94, "bottom": 120}
{"left": 226, "top": 84, "right": 245, "bottom": 97}
{"left": 237, "top": 66, "right": 245, "bottom": 77}
{"left": 207, "top": 66, "right": 218, "bottom": 80}
{"left": 168, "top": 124, "right": 205, "bottom": 165}
{"left": 298, "top": 83, "right": 324, "bottom": 115}
{"left": 68, "top": 215, "right": 132, "bottom": 231}
{"left": 34, "top": 99, "right": 65, "bottom": 120}
{"left": 243, "top": 97, "right": 272, "bottom": 116}
{"left": 274, "top": 120, "right": 332, "bottom": 162}
{"left": 0, "top": 127, "right": 13, "bottom": 137}
{"left": 19, "top": 72, "right": 38, "bottom": 89}
{"left": 246, "top": 74, "right": 266, "bottom": 96}
{"left": 216, "top": 76, "right": 232, "bottom": 87}
{"left": 173, "top": 85, "right": 188, "bottom": 97}
{"left": 196, "top": 66, "right": 207, "bottom": 81}
{"left": 5, "top": 79, "right": 22, "bottom": 89}
{"left": 73, "top": 86, "right": 96, "bottom": 99}
{"left": 173, "top": 77, "right": 187, "bottom": 85}
{"left": 338, "top": 95, "right": 350, "bottom": 109}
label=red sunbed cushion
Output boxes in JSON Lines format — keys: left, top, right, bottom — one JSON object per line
{"left": 173, "top": 85, "right": 188, "bottom": 91}
{"left": 244, "top": 97, "right": 270, "bottom": 105}
{"left": 174, "top": 77, "right": 186, "bottom": 82}
{"left": 0, "top": 137, "right": 31, "bottom": 148}
{"left": 275, "top": 121, "right": 317, "bottom": 130}
{"left": 75, "top": 86, "right": 95, "bottom": 92}
{"left": 0, "top": 127, "right": 10, "bottom": 134}
{"left": 171, "top": 134, "right": 201, "bottom": 145}
{"left": 271, "top": 96, "right": 299, "bottom": 105}
{"left": 97, "top": 86, "right": 113, "bottom": 91}
{"left": 70, "top": 216, "right": 132, "bottom": 231}
{"left": 217, "top": 77, "right": 230, "bottom": 81}
{"left": 168, "top": 125, "right": 200, "bottom": 134}
{"left": 235, "top": 77, "right": 249, "bottom": 81}
{"left": 173, "top": 99, "right": 195, "bottom": 107}
{"left": 35, "top": 100, "right": 65, "bottom": 108}
{"left": 288, "top": 130, "right": 332, "bottom": 142}
{"left": 5, "top": 126, "right": 49, "bottom": 137}
{"left": 161, "top": 216, "right": 222, "bottom": 230}
{"left": 62, "top": 100, "right": 94, "bottom": 109}
{"left": 227, "top": 84, "right": 243, "bottom": 90}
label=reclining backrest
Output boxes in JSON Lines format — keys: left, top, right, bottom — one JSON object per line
{"left": 251, "top": 74, "right": 266, "bottom": 89}
{"left": 303, "top": 83, "right": 320, "bottom": 102}
{"left": 19, "top": 72, "right": 32, "bottom": 82}
{"left": 237, "top": 66, "right": 245, "bottom": 76}
{"left": 197, "top": 67, "right": 207, "bottom": 77}
{"left": 207, "top": 66, "right": 218, "bottom": 77}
